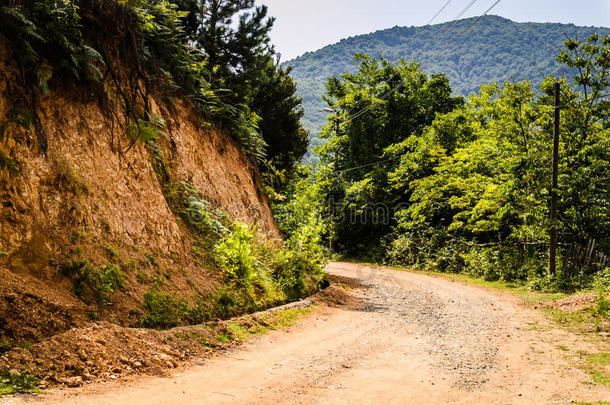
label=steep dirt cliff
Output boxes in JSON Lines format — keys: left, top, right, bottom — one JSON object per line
{"left": 0, "top": 36, "right": 280, "bottom": 345}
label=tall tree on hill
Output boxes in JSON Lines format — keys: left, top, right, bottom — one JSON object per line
{"left": 173, "top": 0, "right": 308, "bottom": 189}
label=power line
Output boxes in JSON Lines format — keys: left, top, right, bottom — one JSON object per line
{"left": 330, "top": 156, "right": 402, "bottom": 175}
{"left": 438, "top": 0, "right": 480, "bottom": 35}
{"left": 337, "top": 0, "right": 456, "bottom": 117}
{"left": 344, "top": 0, "right": 502, "bottom": 125}
{"left": 455, "top": 0, "right": 479, "bottom": 20}
{"left": 427, "top": 0, "right": 453, "bottom": 25}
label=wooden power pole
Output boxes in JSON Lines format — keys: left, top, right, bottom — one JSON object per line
{"left": 548, "top": 82, "right": 560, "bottom": 276}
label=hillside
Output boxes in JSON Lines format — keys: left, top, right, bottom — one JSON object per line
{"left": 286, "top": 15, "right": 610, "bottom": 151}
{"left": 0, "top": 1, "right": 324, "bottom": 388}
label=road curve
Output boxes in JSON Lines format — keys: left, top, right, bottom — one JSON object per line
{"left": 9, "top": 262, "right": 610, "bottom": 404}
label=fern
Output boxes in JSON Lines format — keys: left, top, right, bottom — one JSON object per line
{"left": 0, "top": 152, "right": 19, "bottom": 175}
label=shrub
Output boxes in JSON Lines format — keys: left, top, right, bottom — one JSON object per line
{"left": 169, "top": 181, "right": 229, "bottom": 238}
{"left": 0, "top": 339, "right": 12, "bottom": 354}
{"left": 0, "top": 368, "right": 39, "bottom": 395}
{"left": 213, "top": 223, "right": 258, "bottom": 281}
{"left": 62, "top": 260, "right": 124, "bottom": 306}
{"left": 138, "top": 291, "right": 190, "bottom": 329}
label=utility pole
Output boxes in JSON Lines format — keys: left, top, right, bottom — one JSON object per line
{"left": 323, "top": 107, "right": 339, "bottom": 253}
{"left": 548, "top": 82, "right": 560, "bottom": 276}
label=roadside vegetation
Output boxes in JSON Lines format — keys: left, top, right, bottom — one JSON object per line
{"left": 135, "top": 181, "right": 325, "bottom": 329}
{"left": 279, "top": 32, "right": 609, "bottom": 296}
{"left": 0, "top": 0, "right": 326, "bottom": 332}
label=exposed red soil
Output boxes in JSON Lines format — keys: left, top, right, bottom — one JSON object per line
{"left": 0, "top": 286, "right": 335, "bottom": 390}
{"left": 0, "top": 32, "right": 280, "bottom": 345}
{"left": 544, "top": 292, "right": 609, "bottom": 313}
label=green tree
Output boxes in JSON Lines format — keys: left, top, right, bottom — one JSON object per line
{"left": 175, "top": 0, "right": 308, "bottom": 187}
{"left": 384, "top": 34, "right": 609, "bottom": 285}
{"left": 317, "top": 54, "right": 463, "bottom": 255}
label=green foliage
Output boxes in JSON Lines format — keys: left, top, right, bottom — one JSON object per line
{"left": 62, "top": 260, "right": 125, "bottom": 306}
{"left": 138, "top": 290, "right": 191, "bottom": 329}
{"left": 592, "top": 293, "right": 610, "bottom": 319}
{"left": 285, "top": 16, "right": 610, "bottom": 155}
{"left": 137, "top": 179, "right": 326, "bottom": 329}
{"left": 213, "top": 222, "right": 258, "bottom": 281}
{"left": 311, "top": 35, "right": 610, "bottom": 291}
{"left": 126, "top": 117, "right": 165, "bottom": 145}
{"left": 169, "top": 181, "right": 229, "bottom": 237}
{"left": 0, "top": 369, "right": 39, "bottom": 395}
{"left": 0, "top": 108, "right": 33, "bottom": 176}
{"left": 0, "top": 1, "right": 104, "bottom": 94}
{"left": 251, "top": 63, "right": 309, "bottom": 190}
{"left": 0, "top": 339, "right": 12, "bottom": 354}
{"left": 0, "top": 152, "right": 18, "bottom": 176}
{"left": 0, "top": 0, "right": 306, "bottom": 176}
{"left": 174, "top": 0, "right": 308, "bottom": 180}
{"left": 591, "top": 273, "right": 610, "bottom": 318}
{"left": 315, "top": 54, "right": 463, "bottom": 254}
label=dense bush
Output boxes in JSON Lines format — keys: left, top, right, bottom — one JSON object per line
{"left": 62, "top": 260, "right": 125, "bottom": 305}
{"left": 313, "top": 34, "right": 609, "bottom": 292}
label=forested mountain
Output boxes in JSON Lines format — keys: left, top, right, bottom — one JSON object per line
{"left": 285, "top": 15, "right": 610, "bottom": 151}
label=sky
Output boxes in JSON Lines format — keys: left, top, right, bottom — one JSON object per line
{"left": 256, "top": 0, "right": 610, "bottom": 61}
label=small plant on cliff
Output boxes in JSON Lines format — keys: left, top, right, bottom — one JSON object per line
{"left": 138, "top": 290, "right": 191, "bottom": 329}
{"left": 0, "top": 339, "right": 12, "bottom": 354}
{"left": 169, "top": 181, "right": 229, "bottom": 238}
{"left": 213, "top": 223, "right": 259, "bottom": 281}
{"left": 0, "top": 108, "right": 33, "bottom": 176}
{"left": 62, "top": 260, "right": 124, "bottom": 306}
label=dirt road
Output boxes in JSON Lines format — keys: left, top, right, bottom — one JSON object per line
{"left": 8, "top": 262, "right": 610, "bottom": 404}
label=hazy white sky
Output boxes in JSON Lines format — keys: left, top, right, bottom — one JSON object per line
{"left": 257, "top": 0, "right": 610, "bottom": 61}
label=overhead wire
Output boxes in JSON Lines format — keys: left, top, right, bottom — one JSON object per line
{"left": 343, "top": 0, "right": 502, "bottom": 126}
{"left": 337, "top": 0, "right": 456, "bottom": 117}
{"left": 327, "top": 0, "right": 503, "bottom": 175}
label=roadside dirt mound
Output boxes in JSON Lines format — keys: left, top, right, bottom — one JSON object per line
{"left": 315, "top": 274, "right": 367, "bottom": 308}
{"left": 0, "top": 284, "right": 352, "bottom": 390}
{"left": 544, "top": 293, "right": 608, "bottom": 313}
{"left": 0, "top": 269, "right": 87, "bottom": 342}
{"left": 0, "top": 320, "right": 239, "bottom": 389}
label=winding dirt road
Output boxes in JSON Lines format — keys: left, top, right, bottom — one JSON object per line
{"left": 9, "top": 262, "right": 610, "bottom": 404}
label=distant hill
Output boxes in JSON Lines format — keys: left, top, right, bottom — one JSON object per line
{"left": 285, "top": 15, "right": 610, "bottom": 153}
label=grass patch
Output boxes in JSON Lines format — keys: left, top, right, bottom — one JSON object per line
{"left": 226, "top": 322, "right": 260, "bottom": 341}
{"left": 589, "top": 369, "right": 610, "bottom": 388}
{"left": 138, "top": 291, "right": 191, "bottom": 329}
{"left": 216, "top": 306, "right": 316, "bottom": 343}
{"left": 273, "top": 307, "right": 313, "bottom": 327}
{"left": 0, "top": 340, "right": 12, "bottom": 355}
{"left": 163, "top": 305, "right": 318, "bottom": 349}
{"left": 588, "top": 353, "right": 610, "bottom": 365}
{"left": 105, "top": 246, "right": 119, "bottom": 261}
{"left": 584, "top": 352, "right": 610, "bottom": 388}
{"left": 573, "top": 402, "right": 610, "bottom": 405}
{"left": 215, "top": 330, "right": 233, "bottom": 343}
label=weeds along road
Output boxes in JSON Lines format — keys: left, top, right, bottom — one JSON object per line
{"left": 11, "top": 262, "right": 610, "bottom": 405}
